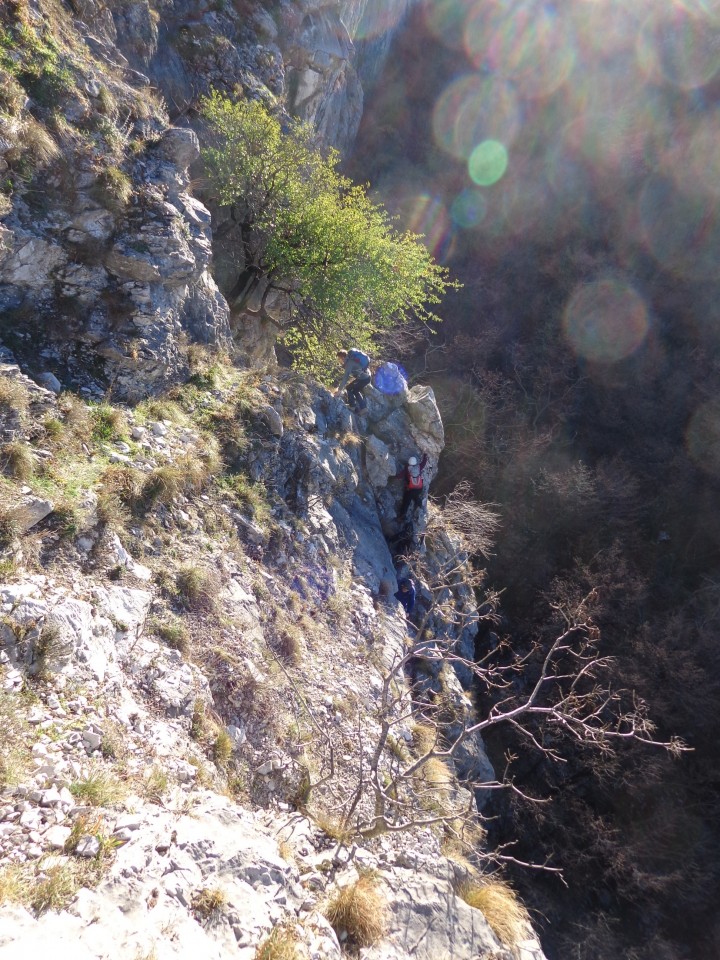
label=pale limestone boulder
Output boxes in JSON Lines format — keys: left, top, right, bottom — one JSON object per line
{"left": 1, "top": 238, "right": 67, "bottom": 288}
{"left": 7, "top": 496, "right": 53, "bottom": 534}
{"left": 365, "top": 433, "right": 396, "bottom": 489}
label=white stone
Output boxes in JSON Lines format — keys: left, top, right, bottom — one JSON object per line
{"left": 75, "top": 835, "right": 101, "bottom": 858}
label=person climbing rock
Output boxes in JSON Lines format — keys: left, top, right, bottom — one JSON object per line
{"left": 394, "top": 453, "right": 428, "bottom": 520}
{"left": 394, "top": 577, "right": 416, "bottom": 615}
{"left": 334, "top": 348, "right": 372, "bottom": 412}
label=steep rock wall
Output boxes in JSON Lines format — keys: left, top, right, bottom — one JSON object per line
{"left": 0, "top": 0, "right": 406, "bottom": 398}
{"left": 0, "top": 349, "right": 545, "bottom": 960}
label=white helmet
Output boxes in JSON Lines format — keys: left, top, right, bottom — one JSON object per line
{"left": 408, "top": 456, "right": 418, "bottom": 465}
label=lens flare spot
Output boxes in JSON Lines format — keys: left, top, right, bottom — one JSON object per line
{"left": 686, "top": 399, "right": 720, "bottom": 476}
{"left": 432, "top": 74, "right": 520, "bottom": 161}
{"left": 668, "top": 111, "right": 720, "bottom": 199}
{"left": 468, "top": 140, "right": 508, "bottom": 186}
{"left": 406, "top": 193, "right": 454, "bottom": 261}
{"left": 451, "top": 188, "right": 487, "bottom": 228}
{"left": 563, "top": 278, "right": 650, "bottom": 363}
{"left": 353, "top": 0, "right": 406, "bottom": 41}
{"left": 638, "top": 175, "right": 720, "bottom": 280}
{"left": 464, "top": 0, "right": 576, "bottom": 99}
{"left": 423, "top": 0, "right": 477, "bottom": 49}
{"left": 637, "top": 8, "right": 720, "bottom": 89}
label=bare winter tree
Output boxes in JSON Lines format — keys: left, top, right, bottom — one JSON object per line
{"left": 269, "top": 495, "right": 686, "bottom": 872}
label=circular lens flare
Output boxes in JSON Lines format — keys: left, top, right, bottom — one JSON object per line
{"left": 468, "top": 140, "right": 508, "bottom": 186}
{"left": 451, "top": 188, "right": 487, "bottom": 228}
{"left": 637, "top": 8, "right": 720, "bottom": 89}
{"left": 432, "top": 74, "right": 521, "bottom": 161}
{"left": 563, "top": 277, "right": 650, "bottom": 363}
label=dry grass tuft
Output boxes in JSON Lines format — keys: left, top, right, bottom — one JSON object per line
{"left": 69, "top": 765, "right": 127, "bottom": 807}
{"left": 0, "top": 858, "right": 102, "bottom": 914}
{"left": 0, "top": 376, "right": 30, "bottom": 416}
{"left": 18, "top": 117, "right": 60, "bottom": 168}
{"left": 255, "top": 924, "right": 302, "bottom": 960}
{"left": 312, "top": 809, "right": 353, "bottom": 845}
{"left": 192, "top": 885, "right": 227, "bottom": 918}
{"left": 419, "top": 756, "right": 453, "bottom": 795}
{"left": 323, "top": 875, "right": 387, "bottom": 948}
{"left": 176, "top": 565, "right": 219, "bottom": 612}
{"left": 458, "top": 880, "right": 530, "bottom": 946}
{"left": 0, "top": 692, "right": 30, "bottom": 788}
{"left": 410, "top": 721, "right": 439, "bottom": 756}
{"left": 0, "top": 441, "right": 33, "bottom": 481}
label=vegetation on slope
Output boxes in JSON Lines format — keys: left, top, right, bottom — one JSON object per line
{"left": 201, "top": 93, "right": 455, "bottom": 378}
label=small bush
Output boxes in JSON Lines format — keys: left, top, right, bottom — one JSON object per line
{"left": 42, "top": 417, "right": 64, "bottom": 441}
{"left": 176, "top": 565, "right": 218, "bottom": 612}
{"left": 34, "top": 620, "right": 67, "bottom": 678}
{"left": 50, "top": 498, "right": 80, "bottom": 539}
{"left": 323, "top": 875, "right": 387, "bottom": 948}
{"left": 59, "top": 393, "right": 91, "bottom": 439}
{"left": 0, "top": 441, "right": 33, "bottom": 481}
{"left": 0, "top": 506, "right": 20, "bottom": 549}
{"left": 458, "top": 880, "right": 530, "bottom": 947}
{"left": 98, "top": 465, "right": 143, "bottom": 516}
{"left": 274, "top": 626, "right": 303, "bottom": 666}
{"left": 255, "top": 925, "right": 302, "bottom": 960}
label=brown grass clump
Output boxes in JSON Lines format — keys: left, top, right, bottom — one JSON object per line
{"left": 458, "top": 880, "right": 530, "bottom": 947}
{"left": 58, "top": 392, "right": 90, "bottom": 434}
{"left": 0, "top": 376, "right": 30, "bottom": 416}
{"left": 18, "top": 117, "right": 59, "bottom": 169}
{"left": 0, "top": 441, "right": 33, "bottom": 481}
{"left": 410, "top": 721, "right": 438, "bottom": 756}
{"left": 192, "top": 885, "right": 227, "bottom": 919}
{"left": 176, "top": 565, "right": 219, "bottom": 612}
{"left": 141, "top": 453, "right": 217, "bottom": 509}
{"left": 419, "top": 756, "right": 453, "bottom": 795}
{"left": 255, "top": 924, "right": 302, "bottom": 960}
{"left": 323, "top": 875, "right": 387, "bottom": 948}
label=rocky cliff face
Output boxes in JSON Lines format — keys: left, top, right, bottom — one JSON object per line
{"left": 0, "top": 349, "right": 546, "bottom": 959}
{"left": 0, "top": 3, "right": 550, "bottom": 956}
{"left": 0, "top": 0, "right": 405, "bottom": 401}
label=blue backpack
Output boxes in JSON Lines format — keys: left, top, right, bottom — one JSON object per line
{"left": 347, "top": 348, "right": 371, "bottom": 371}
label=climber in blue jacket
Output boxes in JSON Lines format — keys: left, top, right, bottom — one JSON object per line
{"left": 334, "top": 348, "right": 372, "bottom": 411}
{"left": 395, "top": 577, "right": 416, "bottom": 615}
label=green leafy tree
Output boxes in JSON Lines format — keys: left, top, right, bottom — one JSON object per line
{"left": 201, "top": 92, "right": 454, "bottom": 375}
